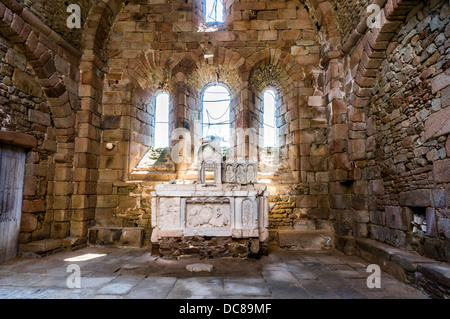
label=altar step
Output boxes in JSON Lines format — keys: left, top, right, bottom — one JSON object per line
{"left": 277, "top": 230, "right": 334, "bottom": 251}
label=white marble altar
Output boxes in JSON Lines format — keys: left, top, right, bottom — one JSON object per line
{"left": 151, "top": 183, "right": 269, "bottom": 242}
{"left": 151, "top": 161, "right": 270, "bottom": 256}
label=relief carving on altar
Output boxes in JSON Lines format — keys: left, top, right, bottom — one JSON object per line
{"left": 222, "top": 162, "right": 258, "bottom": 184}
{"left": 158, "top": 198, "right": 181, "bottom": 229}
{"left": 186, "top": 198, "right": 231, "bottom": 229}
{"left": 242, "top": 199, "right": 254, "bottom": 229}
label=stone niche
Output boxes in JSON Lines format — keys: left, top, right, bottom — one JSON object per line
{"left": 151, "top": 161, "right": 269, "bottom": 258}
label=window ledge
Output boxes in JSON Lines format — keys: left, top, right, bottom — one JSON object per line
{"left": 198, "top": 22, "right": 226, "bottom": 32}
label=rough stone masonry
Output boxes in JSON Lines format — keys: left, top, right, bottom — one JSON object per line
{"left": 0, "top": 0, "right": 448, "bottom": 298}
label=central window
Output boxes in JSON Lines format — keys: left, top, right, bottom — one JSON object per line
{"left": 202, "top": 84, "right": 231, "bottom": 148}
{"left": 154, "top": 92, "right": 170, "bottom": 149}
{"left": 205, "top": 0, "right": 225, "bottom": 23}
{"left": 263, "top": 89, "right": 276, "bottom": 148}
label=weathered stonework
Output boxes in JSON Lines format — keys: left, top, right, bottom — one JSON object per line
{"left": 366, "top": 0, "right": 450, "bottom": 262}
{"left": 0, "top": 0, "right": 448, "bottom": 297}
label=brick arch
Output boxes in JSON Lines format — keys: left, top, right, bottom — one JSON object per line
{"left": 302, "top": 0, "right": 343, "bottom": 63}
{"left": 111, "top": 50, "right": 180, "bottom": 93}
{"left": 170, "top": 47, "right": 246, "bottom": 94}
{"left": 345, "top": 0, "right": 422, "bottom": 161}
{"left": 0, "top": 2, "right": 79, "bottom": 132}
{"left": 0, "top": 1, "right": 85, "bottom": 245}
{"left": 244, "top": 48, "right": 305, "bottom": 85}
{"left": 82, "top": 0, "right": 124, "bottom": 57}
{"left": 348, "top": 0, "right": 422, "bottom": 104}
{"left": 304, "top": 0, "right": 341, "bottom": 38}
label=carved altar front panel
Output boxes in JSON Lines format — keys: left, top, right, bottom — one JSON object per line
{"left": 151, "top": 181, "right": 269, "bottom": 245}
{"left": 184, "top": 198, "right": 232, "bottom": 236}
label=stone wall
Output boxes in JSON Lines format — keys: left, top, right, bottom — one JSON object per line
{"left": 0, "top": 0, "right": 84, "bottom": 256}
{"left": 1, "top": 0, "right": 448, "bottom": 267}
{"left": 334, "top": 0, "right": 371, "bottom": 44}
{"left": 91, "top": 0, "right": 333, "bottom": 245}
{"left": 367, "top": 0, "right": 449, "bottom": 261}
{"left": 0, "top": 34, "right": 56, "bottom": 242}
{"left": 15, "top": 0, "right": 97, "bottom": 49}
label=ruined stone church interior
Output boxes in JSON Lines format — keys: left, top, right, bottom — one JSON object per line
{"left": 0, "top": 0, "right": 449, "bottom": 301}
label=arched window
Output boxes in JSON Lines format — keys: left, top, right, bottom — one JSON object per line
{"left": 205, "top": 0, "right": 224, "bottom": 23}
{"left": 263, "top": 89, "right": 276, "bottom": 148}
{"left": 202, "top": 84, "right": 231, "bottom": 148}
{"left": 154, "top": 92, "right": 169, "bottom": 149}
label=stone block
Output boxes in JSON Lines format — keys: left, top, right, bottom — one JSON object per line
{"left": 417, "top": 263, "right": 450, "bottom": 289}
{"left": 353, "top": 210, "right": 370, "bottom": 223}
{"left": 431, "top": 189, "right": 445, "bottom": 208}
{"left": 424, "top": 106, "right": 450, "bottom": 140}
{"left": 426, "top": 208, "right": 438, "bottom": 238}
{"left": 52, "top": 196, "right": 71, "bottom": 210}
{"left": 306, "top": 208, "right": 330, "bottom": 219}
{"left": 20, "top": 213, "right": 37, "bottom": 232}
{"left": 423, "top": 238, "right": 447, "bottom": 261}
{"left": 18, "top": 239, "right": 62, "bottom": 255}
{"left": 53, "top": 210, "right": 71, "bottom": 222}
{"left": 434, "top": 159, "right": 450, "bottom": 183}
{"left": 53, "top": 182, "right": 73, "bottom": 196}
{"left": 278, "top": 230, "right": 334, "bottom": 250}
{"left": 71, "top": 195, "right": 90, "bottom": 209}
{"left": 370, "top": 210, "right": 386, "bottom": 226}
{"left": 88, "top": 227, "right": 144, "bottom": 247}
{"left": 97, "top": 195, "right": 119, "bottom": 208}
{"left": 354, "top": 223, "right": 368, "bottom": 238}
{"left": 431, "top": 69, "right": 450, "bottom": 94}
{"left": 70, "top": 220, "right": 92, "bottom": 237}
{"left": 355, "top": 239, "right": 407, "bottom": 282}
{"left": 437, "top": 217, "right": 450, "bottom": 239}
{"left": 385, "top": 206, "right": 408, "bottom": 231}
{"left": 51, "top": 222, "right": 70, "bottom": 239}
{"left": 446, "top": 185, "right": 450, "bottom": 207}
{"left": 369, "top": 224, "right": 389, "bottom": 242}
{"left": 72, "top": 209, "right": 95, "bottom": 222}
{"left": 22, "top": 199, "right": 46, "bottom": 213}
{"left": 398, "top": 189, "right": 432, "bottom": 207}
{"left": 13, "top": 69, "right": 42, "bottom": 97}
{"left": 186, "top": 263, "right": 214, "bottom": 273}
{"left": 23, "top": 175, "right": 37, "bottom": 196}
{"left": 446, "top": 135, "right": 450, "bottom": 157}
{"left": 0, "top": 131, "right": 37, "bottom": 149}
{"left": 388, "top": 229, "right": 406, "bottom": 247}
{"left": 297, "top": 195, "right": 318, "bottom": 208}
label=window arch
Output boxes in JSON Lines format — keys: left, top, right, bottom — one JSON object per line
{"left": 263, "top": 89, "right": 276, "bottom": 148}
{"left": 205, "top": 0, "right": 225, "bottom": 23}
{"left": 202, "top": 84, "right": 231, "bottom": 148}
{"left": 154, "top": 92, "right": 169, "bottom": 149}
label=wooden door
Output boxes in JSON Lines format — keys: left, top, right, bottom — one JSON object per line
{"left": 0, "top": 144, "right": 26, "bottom": 263}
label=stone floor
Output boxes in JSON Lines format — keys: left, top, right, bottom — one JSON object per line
{"left": 0, "top": 246, "right": 428, "bottom": 299}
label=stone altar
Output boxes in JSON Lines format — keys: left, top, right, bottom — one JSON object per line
{"left": 151, "top": 161, "right": 269, "bottom": 258}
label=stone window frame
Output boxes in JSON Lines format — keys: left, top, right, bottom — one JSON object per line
{"left": 256, "top": 84, "right": 286, "bottom": 177}
{"left": 261, "top": 86, "right": 278, "bottom": 149}
{"left": 200, "top": 82, "right": 232, "bottom": 151}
